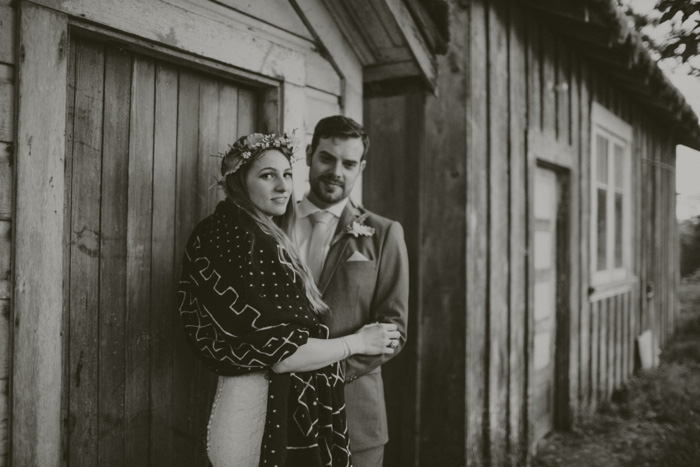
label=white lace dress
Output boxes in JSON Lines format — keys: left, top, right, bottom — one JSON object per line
{"left": 207, "top": 372, "right": 269, "bottom": 467}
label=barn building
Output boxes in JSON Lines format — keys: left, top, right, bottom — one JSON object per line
{"left": 0, "top": 0, "right": 698, "bottom": 465}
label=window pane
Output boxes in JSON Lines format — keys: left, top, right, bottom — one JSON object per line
{"left": 597, "top": 187, "right": 607, "bottom": 271}
{"left": 614, "top": 144, "right": 624, "bottom": 190}
{"left": 597, "top": 135, "right": 608, "bottom": 184}
{"left": 615, "top": 192, "right": 623, "bottom": 268}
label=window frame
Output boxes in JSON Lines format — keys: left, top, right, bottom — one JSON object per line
{"left": 590, "top": 102, "right": 633, "bottom": 286}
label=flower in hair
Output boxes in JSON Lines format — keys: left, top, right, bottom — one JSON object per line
{"left": 215, "top": 132, "right": 299, "bottom": 183}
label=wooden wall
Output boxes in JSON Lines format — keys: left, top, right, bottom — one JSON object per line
{"left": 364, "top": 0, "right": 682, "bottom": 465}
{"left": 0, "top": 0, "right": 15, "bottom": 464}
{"left": 8, "top": 0, "right": 357, "bottom": 465}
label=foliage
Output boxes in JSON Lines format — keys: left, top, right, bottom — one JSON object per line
{"left": 621, "top": 0, "right": 700, "bottom": 76}
{"left": 680, "top": 215, "right": 700, "bottom": 276}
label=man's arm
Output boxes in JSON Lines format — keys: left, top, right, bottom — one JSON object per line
{"left": 344, "top": 221, "right": 409, "bottom": 383}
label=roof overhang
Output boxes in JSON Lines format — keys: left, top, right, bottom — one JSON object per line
{"left": 320, "top": 0, "right": 442, "bottom": 90}
{"left": 523, "top": 0, "right": 700, "bottom": 151}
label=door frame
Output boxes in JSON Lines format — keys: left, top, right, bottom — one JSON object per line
{"left": 527, "top": 129, "right": 579, "bottom": 451}
{"left": 12, "top": 5, "right": 294, "bottom": 464}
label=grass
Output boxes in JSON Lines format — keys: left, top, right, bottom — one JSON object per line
{"left": 533, "top": 275, "right": 700, "bottom": 467}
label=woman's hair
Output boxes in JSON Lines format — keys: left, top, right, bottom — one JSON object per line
{"left": 223, "top": 147, "right": 330, "bottom": 315}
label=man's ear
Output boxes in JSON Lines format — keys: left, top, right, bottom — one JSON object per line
{"left": 360, "top": 159, "right": 367, "bottom": 172}
{"left": 306, "top": 145, "right": 313, "bottom": 166}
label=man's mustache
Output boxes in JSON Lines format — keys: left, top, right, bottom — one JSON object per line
{"left": 319, "top": 176, "right": 344, "bottom": 188}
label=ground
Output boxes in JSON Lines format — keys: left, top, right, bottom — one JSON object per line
{"left": 533, "top": 275, "right": 700, "bottom": 467}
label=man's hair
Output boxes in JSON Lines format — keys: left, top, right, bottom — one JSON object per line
{"left": 310, "top": 115, "right": 370, "bottom": 159}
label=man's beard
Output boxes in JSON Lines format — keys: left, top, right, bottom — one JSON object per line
{"left": 312, "top": 176, "right": 345, "bottom": 204}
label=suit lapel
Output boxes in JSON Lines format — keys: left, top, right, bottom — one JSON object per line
{"left": 318, "top": 202, "right": 361, "bottom": 294}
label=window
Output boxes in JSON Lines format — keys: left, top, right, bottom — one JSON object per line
{"left": 590, "top": 103, "right": 632, "bottom": 285}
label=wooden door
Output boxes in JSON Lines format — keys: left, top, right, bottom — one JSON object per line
{"left": 63, "top": 37, "right": 259, "bottom": 467}
{"left": 532, "top": 166, "right": 561, "bottom": 443}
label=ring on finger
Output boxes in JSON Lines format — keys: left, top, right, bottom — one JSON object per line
{"left": 388, "top": 339, "right": 399, "bottom": 349}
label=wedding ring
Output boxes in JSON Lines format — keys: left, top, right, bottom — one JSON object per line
{"left": 388, "top": 339, "right": 399, "bottom": 349}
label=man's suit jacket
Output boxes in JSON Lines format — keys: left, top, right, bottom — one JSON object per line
{"left": 316, "top": 201, "right": 409, "bottom": 451}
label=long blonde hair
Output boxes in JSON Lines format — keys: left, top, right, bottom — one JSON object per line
{"left": 223, "top": 149, "right": 330, "bottom": 315}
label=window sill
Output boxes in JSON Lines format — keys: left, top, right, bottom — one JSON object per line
{"left": 588, "top": 276, "right": 638, "bottom": 302}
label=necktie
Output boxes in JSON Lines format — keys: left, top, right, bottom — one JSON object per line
{"left": 307, "top": 210, "right": 333, "bottom": 283}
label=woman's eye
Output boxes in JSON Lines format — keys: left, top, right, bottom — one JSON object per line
{"left": 261, "top": 173, "right": 273, "bottom": 180}
{"left": 284, "top": 172, "right": 292, "bottom": 178}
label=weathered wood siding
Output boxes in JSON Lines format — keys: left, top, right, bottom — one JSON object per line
{"left": 0, "top": 0, "right": 15, "bottom": 464}
{"left": 365, "top": 0, "right": 682, "bottom": 465}
{"left": 9, "top": 1, "right": 357, "bottom": 465}
{"left": 61, "top": 37, "right": 264, "bottom": 466}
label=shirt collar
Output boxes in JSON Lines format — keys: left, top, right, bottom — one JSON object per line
{"left": 298, "top": 195, "right": 349, "bottom": 220}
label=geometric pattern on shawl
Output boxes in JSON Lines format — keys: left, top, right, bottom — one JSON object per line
{"left": 177, "top": 201, "right": 351, "bottom": 467}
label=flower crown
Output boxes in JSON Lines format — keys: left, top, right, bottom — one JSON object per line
{"left": 217, "top": 132, "right": 299, "bottom": 180}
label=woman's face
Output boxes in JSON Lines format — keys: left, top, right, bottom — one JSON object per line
{"left": 244, "top": 149, "right": 293, "bottom": 218}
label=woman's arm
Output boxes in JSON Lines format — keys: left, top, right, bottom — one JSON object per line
{"left": 272, "top": 323, "right": 400, "bottom": 373}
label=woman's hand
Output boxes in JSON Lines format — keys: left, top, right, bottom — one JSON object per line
{"left": 345, "top": 323, "right": 401, "bottom": 356}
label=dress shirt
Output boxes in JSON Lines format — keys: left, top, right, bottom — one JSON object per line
{"left": 295, "top": 196, "right": 349, "bottom": 267}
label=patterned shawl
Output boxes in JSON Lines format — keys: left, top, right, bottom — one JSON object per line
{"left": 178, "top": 200, "right": 350, "bottom": 467}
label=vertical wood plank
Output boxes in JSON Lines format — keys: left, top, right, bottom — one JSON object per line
{"left": 61, "top": 37, "right": 77, "bottom": 467}
{"left": 589, "top": 301, "right": 599, "bottom": 407}
{"left": 193, "top": 76, "right": 220, "bottom": 463}
{"left": 527, "top": 15, "right": 541, "bottom": 134}
{"left": 217, "top": 82, "right": 239, "bottom": 165}
{"left": 98, "top": 47, "right": 132, "bottom": 467}
{"left": 417, "top": 1, "right": 468, "bottom": 465}
{"left": 488, "top": 1, "right": 509, "bottom": 463}
{"left": 623, "top": 291, "right": 630, "bottom": 382}
{"left": 0, "top": 142, "right": 10, "bottom": 220}
{"left": 149, "top": 62, "right": 178, "bottom": 467}
{"left": 467, "top": 0, "right": 488, "bottom": 463}
{"left": 0, "top": 5, "right": 14, "bottom": 65}
{"left": 616, "top": 295, "right": 622, "bottom": 388}
{"left": 579, "top": 61, "right": 591, "bottom": 409}
{"left": 570, "top": 55, "right": 584, "bottom": 414}
{"left": 556, "top": 44, "right": 570, "bottom": 145}
{"left": 68, "top": 40, "right": 104, "bottom": 467}
{"left": 653, "top": 129, "right": 660, "bottom": 357}
{"left": 363, "top": 91, "right": 424, "bottom": 467}
{"left": 0, "top": 218, "right": 8, "bottom": 300}
{"left": 541, "top": 30, "right": 555, "bottom": 136}
{"left": 173, "top": 69, "right": 199, "bottom": 467}
{"left": 567, "top": 53, "right": 580, "bottom": 423}
{"left": 237, "top": 87, "right": 257, "bottom": 136}
{"left": 607, "top": 298, "right": 615, "bottom": 397}
{"left": 198, "top": 77, "right": 221, "bottom": 217}
{"left": 669, "top": 146, "right": 678, "bottom": 335}
{"left": 14, "top": 6, "right": 67, "bottom": 465}
{"left": 0, "top": 299, "right": 8, "bottom": 466}
{"left": 508, "top": 2, "right": 527, "bottom": 463}
{"left": 524, "top": 13, "right": 538, "bottom": 464}
{"left": 125, "top": 56, "right": 155, "bottom": 467}
{"left": 0, "top": 72, "right": 12, "bottom": 142}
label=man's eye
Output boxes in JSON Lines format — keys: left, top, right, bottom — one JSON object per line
{"left": 284, "top": 172, "right": 293, "bottom": 178}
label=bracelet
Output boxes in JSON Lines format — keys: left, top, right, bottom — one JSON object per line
{"left": 339, "top": 337, "right": 352, "bottom": 359}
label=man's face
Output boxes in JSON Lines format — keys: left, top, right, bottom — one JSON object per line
{"left": 306, "top": 136, "right": 366, "bottom": 208}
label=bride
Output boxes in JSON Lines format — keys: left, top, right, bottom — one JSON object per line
{"left": 178, "top": 132, "right": 399, "bottom": 467}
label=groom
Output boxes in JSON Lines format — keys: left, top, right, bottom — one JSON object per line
{"left": 294, "top": 116, "right": 409, "bottom": 466}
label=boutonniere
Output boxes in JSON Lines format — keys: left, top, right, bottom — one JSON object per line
{"left": 331, "top": 212, "right": 373, "bottom": 246}
{"left": 346, "top": 220, "right": 375, "bottom": 237}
